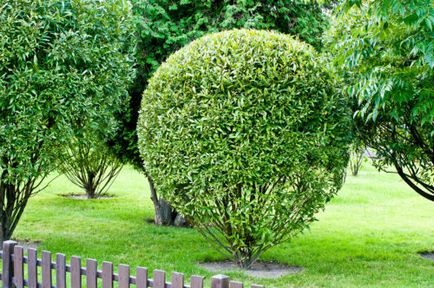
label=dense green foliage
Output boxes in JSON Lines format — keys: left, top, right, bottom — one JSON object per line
{"left": 109, "top": 0, "right": 330, "bottom": 170}
{"left": 108, "top": 0, "right": 331, "bottom": 226}
{"left": 0, "top": 0, "right": 135, "bottom": 241}
{"left": 138, "top": 29, "right": 352, "bottom": 268}
{"left": 326, "top": 0, "right": 434, "bottom": 201}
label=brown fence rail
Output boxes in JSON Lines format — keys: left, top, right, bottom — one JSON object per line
{"left": 0, "top": 241, "right": 264, "bottom": 288}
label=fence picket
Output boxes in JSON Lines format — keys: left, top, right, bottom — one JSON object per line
{"left": 86, "top": 259, "right": 98, "bottom": 288}
{"left": 119, "top": 264, "right": 130, "bottom": 288}
{"left": 13, "top": 246, "right": 24, "bottom": 288}
{"left": 28, "top": 248, "right": 38, "bottom": 288}
{"left": 2, "top": 240, "right": 16, "bottom": 288}
{"left": 136, "top": 267, "right": 148, "bottom": 288}
{"left": 171, "top": 272, "right": 184, "bottom": 288}
{"left": 229, "top": 281, "right": 243, "bottom": 288}
{"left": 71, "top": 256, "right": 82, "bottom": 288}
{"left": 153, "top": 270, "right": 166, "bottom": 288}
{"left": 41, "top": 251, "right": 52, "bottom": 288}
{"left": 102, "top": 261, "right": 114, "bottom": 288}
{"left": 212, "top": 275, "right": 230, "bottom": 288}
{"left": 56, "top": 253, "right": 67, "bottom": 288}
{"left": 190, "top": 275, "right": 204, "bottom": 288}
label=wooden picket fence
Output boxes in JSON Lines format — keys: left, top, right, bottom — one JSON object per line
{"left": 0, "top": 241, "right": 264, "bottom": 288}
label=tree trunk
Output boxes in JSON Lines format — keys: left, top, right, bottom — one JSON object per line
{"left": 0, "top": 170, "right": 14, "bottom": 243}
{"left": 85, "top": 172, "right": 96, "bottom": 199}
{"left": 147, "top": 175, "right": 188, "bottom": 226}
{"left": 86, "top": 186, "right": 97, "bottom": 199}
{"left": 0, "top": 224, "right": 6, "bottom": 243}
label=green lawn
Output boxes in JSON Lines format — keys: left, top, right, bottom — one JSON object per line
{"left": 14, "top": 164, "right": 433, "bottom": 287}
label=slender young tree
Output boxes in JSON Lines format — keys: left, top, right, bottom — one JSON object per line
{"left": 0, "top": 0, "right": 135, "bottom": 241}
{"left": 349, "top": 141, "right": 365, "bottom": 176}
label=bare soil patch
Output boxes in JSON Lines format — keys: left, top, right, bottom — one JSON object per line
{"left": 59, "top": 193, "right": 115, "bottom": 200}
{"left": 11, "top": 239, "right": 40, "bottom": 250}
{"left": 419, "top": 251, "right": 434, "bottom": 261}
{"left": 199, "top": 261, "right": 302, "bottom": 278}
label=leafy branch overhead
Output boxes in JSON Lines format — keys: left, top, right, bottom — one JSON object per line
{"left": 326, "top": 0, "right": 434, "bottom": 201}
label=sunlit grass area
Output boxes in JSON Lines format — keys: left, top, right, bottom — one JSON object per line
{"left": 15, "top": 164, "right": 434, "bottom": 287}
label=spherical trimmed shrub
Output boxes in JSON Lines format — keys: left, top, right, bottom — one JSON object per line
{"left": 138, "top": 29, "right": 352, "bottom": 268}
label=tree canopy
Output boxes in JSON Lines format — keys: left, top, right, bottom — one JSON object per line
{"left": 0, "top": 0, "right": 135, "bottom": 241}
{"left": 109, "top": 0, "right": 331, "bottom": 170}
{"left": 326, "top": 0, "right": 434, "bottom": 200}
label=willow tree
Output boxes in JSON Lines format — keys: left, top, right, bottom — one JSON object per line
{"left": 0, "top": 0, "right": 135, "bottom": 241}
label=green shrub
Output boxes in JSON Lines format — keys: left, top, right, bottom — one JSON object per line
{"left": 110, "top": 0, "right": 332, "bottom": 226}
{"left": 111, "top": 0, "right": 330, "bottom": 170}
{"left": 0, "top": 0, "right": 135, "bottom": 241}
{"left": 138, "top": 29, "right": 352, "bottom": 268}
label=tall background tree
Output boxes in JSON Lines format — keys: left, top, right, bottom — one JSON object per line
{"left": 326, "top": 0, "right": 434, "bottom": 201}
{"left": 108, "top": 0, "right": 332, "bottom": 225}
{"left": 0, "top": 0, "right": 135, "bottom": 242}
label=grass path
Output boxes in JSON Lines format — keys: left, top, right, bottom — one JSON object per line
{"left": 15, "top": 165, "right": 433, "bottom": 287}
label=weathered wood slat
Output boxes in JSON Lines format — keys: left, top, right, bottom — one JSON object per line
{"left": 102, "top": 261, "right": 113, "bottom": 288}
{"left": 2, "top": 241, "right": 16, "bottom": 288}
{"left": 13, "top": 246, "right": 24, "bottom": 288}
{"left": 171, "top": 272, "right": 184, "bottom": 288}
{"left": 190, "top": 275, "right": 204, "bottom": 288}
{"left": 136, "top": 267, "right": 148, "bottom": 288}
{"left": 41, "top": 251, "right": 52, "bottom": 288}
{"left": 251, "top": 285, "right": 264, "bottom": 288}
{"left": 86, "top": 259, "right": 98, "bottom": 288}
{"left": 153, "top": 269, "right": 166, "bottom": 288}
{"left": 212, "top": 275, "right": 230, "bottom": 288}
{"left": 71, "top": 256, "right": 82, "bottom": 288}
{"left": 56, "top": 253, "right": 66, "bottom": 288}
{"left": 27, "top": 248, "right": 38, "bottom": 288}
{"left": 119, "top": 264, "right": 130, "bottom": 288}
{"left": 229, "top": 281, "right": 243, "bottom": 288}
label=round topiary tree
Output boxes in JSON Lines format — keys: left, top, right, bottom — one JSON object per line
{"left": 109, "top": 0, "right": 331, "bottom": 226}
{"left": 138, "top": 29, "right": 352, "bottom": 268}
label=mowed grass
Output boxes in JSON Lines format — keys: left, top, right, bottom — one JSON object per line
{"left": 14, "top": 164, "right": 433, "bottom": 287}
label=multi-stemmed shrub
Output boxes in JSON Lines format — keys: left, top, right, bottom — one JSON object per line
{"left": 138, "top": 29, "right": 352, "bottom": 268}
{"left": 0, "top": 0, "right": 135, "bottom": 241}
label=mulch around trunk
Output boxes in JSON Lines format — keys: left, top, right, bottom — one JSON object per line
{"left": 10, "top": 239, "right": 41, "bottom": 250}
{"left": 199, "top": 261, "right": 302, "bottom": 278}
{"left": 419, "top": 251, "right": 434, "bottom": 261}
{"left": 58, "top": 193, "right": 115, "bottom": 200}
